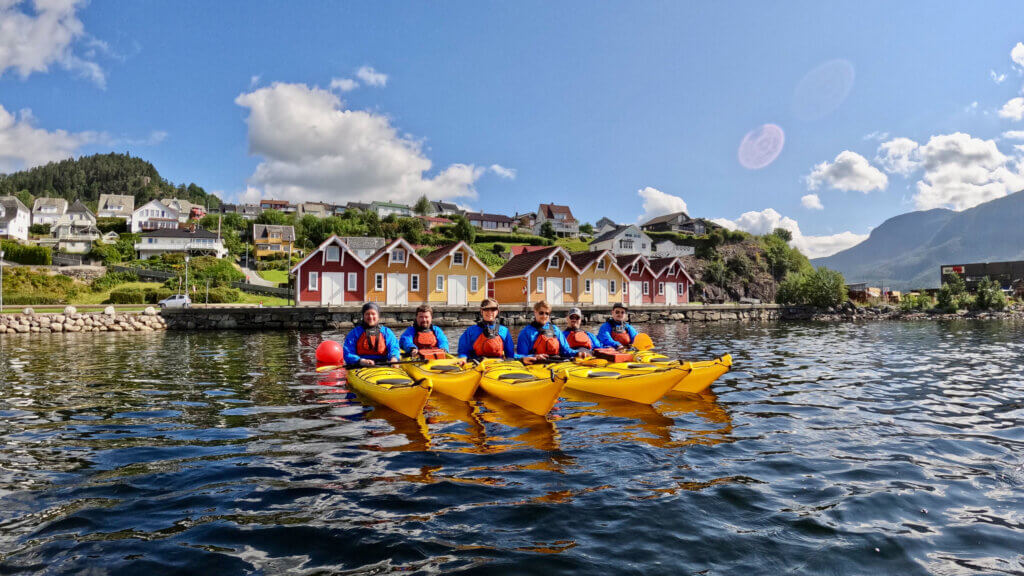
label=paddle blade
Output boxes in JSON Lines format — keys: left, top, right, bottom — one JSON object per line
{"left": 633, "top": 333, "right": 654, "bottom": 351}
{"left": 316, "top": 364, "right": 344, "bottom": 373}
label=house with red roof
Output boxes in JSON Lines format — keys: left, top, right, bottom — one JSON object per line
{"left": 291, "top": 235, "right": 367, "bottom": 305}
{"left": 648, "top": 257, "right": 695, "bottom": 305}
{"left": 617, "top": 254, "right": 657, "bottom": 306}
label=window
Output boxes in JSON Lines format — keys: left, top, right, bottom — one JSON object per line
{"left": 309, "top": 271, "right": 319, "bottom": 291}
{"left": 597, "top": 259, "right": 605, "bottom": 270}
{"left": 375, "top": 274, "right": 384, "bottom": 291}
{"left": 658, "top": 282, "right": 664, "bottom": 295}
{"left": 584, "top": 279, "right": 592, "bottom": 293}
{"left": 411, "top": 274, "right": 420, "bottom": 291}
{"left": 436, "top": 275, "right": 444, "bottom": 292}
{"left": 565, "top": 277, "right": 572, "bottom": 293}
{"left": 453, "top": 251, "right": 464, "bottom": 265}
{"left": 549, "top": 256, "right": 559, "bottom": 268}
{"left": 537, "top": 277, "right": 545, "bottom": 292}
{"left": 391, "top": 248, "right": 406, "bottom": 263}
{"left": 348, "top": 272, "right": 357, "bottom": 291}
{"left": 643, "top": 281, "right": 649, "bottom": 295}
{"left": 631, "top": 263, "right": 639, "bottom": 274}
{"left": 668, "top": 265, "right": 675, "bottom": 275}
{"left": 620, "top": 239, "right": 634, "bottom": 250}
{"left": 470, "top": 276, "right": 479, "bottom": 292}
{"left": 610, "top": 280, "right": 617, "bottom": 294}
{"left": 677, "top": 283, "right": 683, "bottom": 295}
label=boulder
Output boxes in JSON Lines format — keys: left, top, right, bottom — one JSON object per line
{"left": 64, "top": 306, "right": 77, "bottom": 315}
{"left": 22, "top": 308, "right": 34, "bottom": 316}
{"left": 144, "top": 307, "right": 157, "bottom": 316}
{"left": 104, "top": 306, "right": 116, "bottom": 316}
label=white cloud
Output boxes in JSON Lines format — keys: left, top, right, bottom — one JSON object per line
{"left": 875, "top": 137, "right": 921, "bottom": 175}
{"left": 863, "top": 131, "right": 890, "bottom": 141}
{"left": 1003, "top": 130, "right": 1024, "bottom": 140}
{"left": 0, "top": 104, "right": 97, "bottom": 172}
{"left": 636, "top": 187, "right": 688, "bottom": 223}
{"left": 108, "top": 129, "right": 167, "bottom": 147}
{"left": 489, "top": 164, "right": 516, "bottom": 179}
{"left": 712, "top": 207, "right": 867, "bottom": 259}
{"left": 801, "top": 193, "right": 824, "bottom": 210}
{"left": 238, "top": 186, "right": 265, "bottom": 205}
{"left": 999, "top": 97, "right": 1024, "bottom": 121}
{"left": 912, "top": 132, "right": 1024, "bottom": 210}
{"left": 329, "top": 77, "right": 358, "bottom": 92}
{"left": 234, "top": 81, "right": 487, "bottom": 205}
{"left": 806, "top": 150, "right": 888, "bottom": 192}
{"left": 356, "top": 66, "right": 387, "bottom": 87}
{"left": 991, "top": 70, "right": 1007, "bottom": 84}
{"left": 249, "top": 74, "right": 261, "bottom": 88}
{"left": 0, "top": 0, "right": 105, "bottom": 87}
{"left": 965, "top": 101, "right": 979, "bottom": 114}
{"left": 1012, "top": 42, "right": 1024, "bottom": 68}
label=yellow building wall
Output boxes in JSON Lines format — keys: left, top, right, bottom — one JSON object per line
{"left": 427, "top": 248, "right": 491, "bottom": 303}
{"left": 576, "top": 254, "right": 628, "bottom": 304}
{"left": 528, "top": 262, "right": 579, "bottom": 304}
{"left": 492, "top": 278, "right": 529, "bottom": 306}
{"left": 365, "top": 257, "right": 429, "bottom": 303}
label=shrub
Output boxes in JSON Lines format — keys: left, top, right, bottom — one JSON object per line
{"left": 937, "top": 273, "right": 971, "bottom": 312}
{"left": 1, "top": 293, "right": 65, "bottom": 305}
{"left": 701, "top": 259, "right": 730, "bottom": 288}
{"left": 491, "top": 243, "right": 504, "bottom": 254}
{"left": 91, "top": 271, "right": 139, "bottom": 292}
{"left": 474, "top": 233, "right": 551, "bottom": 246}
{"left": 108, "top": 288, "right": 145, "bottom": 304}
{"left": 144, "top": 287, "right": 175, "bottom": 304}
{"left": 0, "top": 240, "right": 52, "bottom": 265}
{"left": 973, "top": 277, "right": 1008, "bottom": 311}
{"left": 205, "top": 287, "right": 241, "bottom": 303}
{"left": 726, "top": 254, "right": 753, "bottom": 278}
{"left": 29, "top": 223, "right": 51, "bottom": 236}
{"left": 0, "top": 267, "right": 78, "bottom": 302}
{"left": 776, "top": 267, "right": 847, "bottom": 308}
{"left": 899, "top": 293, "right": 933, "bottom": 312}
{"left": 96, "top": 217, "right": 128, "bottom": 234}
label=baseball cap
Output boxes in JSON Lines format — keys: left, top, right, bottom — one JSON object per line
{"left": 567, "top": 307, "right": 582, "bottom": 318}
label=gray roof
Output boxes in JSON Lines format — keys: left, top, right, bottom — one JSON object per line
{"left": 142, "top": 227, "right": 218, "bottom": 239}
{"left": 32, "top": 197, "right": 68, "bottom": 212}
{"left": 592, "top": 224, "right": 644, "bottom": 244}
{"left": 253, "top": 224, "right": 296, "bottom": 242}
{"left": 642, "top": 211, "right": 692, "bottom": 227}
{"left": 0, "top": 196, "right": 30, "bottom": 224}
{"left": 67, "top": 199, "right": 94, "bottom": 217}
{"left": 339, "top": 236, "right": 386, "bottom": 250}
{"left": 97, "top": 194, "right": 134, "bottom": 215}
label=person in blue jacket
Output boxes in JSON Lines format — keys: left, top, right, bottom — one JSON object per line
{"left": 597, "top": 303, "right": 639, "bottom": 350}
{"left": 399, "top": 304, "right": 461, "bottom": 363}
{"left": 343, "top": 302, "right": 401, "bottom": 366}
{"left": 562, "top": 307, "right": 601, "bottom": 352}
{"left": 516, "top": 300, "right": 590, "bottom": 362}
{"left": 457, "top": 298, "right": 518, "bottom": 361}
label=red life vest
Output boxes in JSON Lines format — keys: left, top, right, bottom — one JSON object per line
{"left": 565, "top": 328, "right": 592, "bottom": 349}
{"left": 607, "top": 321, "right": 633, "bottom": 347}
{"left": 531, "top": 322, "right": 561, "bottom": 355}
{"left": 473, "top": 323, "right": 506, "bottom": 358}
{"left": 412, "top": 325, "right": 438, "bottom": 348}
{"left": 356, "top": 326, "right": 388, "bottom": 356}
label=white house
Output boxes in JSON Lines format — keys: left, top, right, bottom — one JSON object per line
{"left": 588, "top": 224, "right": 653, "bottom": 256}
{"left": 534, "top": 203, "right": 579, "bottom": 237}
{"left": 65, "top": 200, "right": 97, "bottom": 225}
{"left": 31, "top": 197, "right": 68, "bottom": 226}
{"left": 134, "top": 228, "right": 227, "bottom": 260}
{"left": 97, "top": 194, "right": 135, "bottom": 221}
{"left": 652, "top": 239, "right": 696, "bottom": 258}
{"left": 0, "top": 196, "right": 31, "bottom": 241}
{"left": 595, "top": 217, "right": 617, "bottom": 235}
{"left": 131, "top": 199, "right": 180, "bottom": 233}
{"left": 160, "top": 198, "right": 195, "bottom": 223}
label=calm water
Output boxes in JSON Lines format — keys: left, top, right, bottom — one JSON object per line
{"left": 1, "top": 321, "right": 1023, "bottom": 575}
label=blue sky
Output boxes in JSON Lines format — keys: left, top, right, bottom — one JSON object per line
{"left": 2, "top": 0, "right": 1024, "bottom": 257}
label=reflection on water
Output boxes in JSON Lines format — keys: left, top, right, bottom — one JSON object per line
{"left": 1, "top": 321, "right": 1024, "bottom": 574}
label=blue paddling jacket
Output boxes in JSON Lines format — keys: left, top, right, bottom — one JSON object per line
{"left": 516, "top": 321, "right": 579, "bottom": 358}
{"left": 343, "top": 324, "right": 401, "bottom": 364}
{"left": 596, "top": 319, "right": 638, "bottom": 349}
{"left": 398, "top": 324, "right": 451, "bottom": 355}
{"left": 457, "top": 322, "right": 519, "bottom": 360}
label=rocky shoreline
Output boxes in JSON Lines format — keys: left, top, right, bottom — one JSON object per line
{"left": 0, "top": 307, "right": 167, "bottom": 334}
{"left": 783, "top": 301, "right": 1024, "bottom": 322}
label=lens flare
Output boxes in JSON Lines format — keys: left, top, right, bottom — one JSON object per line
{"left": 738, "top": 124, "right": 785, "bottom": 170}
{"left": 792, "top": 59, "right": 855, "bottom": 121}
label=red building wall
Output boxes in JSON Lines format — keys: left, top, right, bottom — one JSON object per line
{"left": 623, "top": 266, "right": 657, "bottom": 305}
{"left": 296, "top": 256, "right": 365, "bottom": 305}
{"left": 652, "top": 268, "right": 691, "bottom": 304}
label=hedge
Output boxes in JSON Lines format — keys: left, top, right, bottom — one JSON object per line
{"left": 108, "top": 288, "right": 145, "bottom": 304}
{"left": 0, "top": 240, "right": 52, "bottom": 265}
{"left": 0, "top": 293, "right": 66, "bottom": 305}
{"left": 96, "top": 217, "right": 128, "bottom": 234}
{"left": 474, "top": 233, "right": 552, "bottom": 246}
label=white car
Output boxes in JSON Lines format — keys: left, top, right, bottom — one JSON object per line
{"left": 158, "top": 294, "right": 191, "bottom": 309}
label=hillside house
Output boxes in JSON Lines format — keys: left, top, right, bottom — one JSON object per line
{"left": 515, "top": 212, "right": 536, "bottom": 230}
{"left": 31, "top": 198, "right": 68, "bottom": 226}
{"left": 589, "top": 224, "right": 653, "bottom": 256}
{"left": 652, "top": 238, "right": 696, "bottom": 258}
{"left": 363, "top": 238, "right": 430, "bottom": 305}
{"left": 0, "top": 196, "right": 31, "bottom": 241}
{"left": 297, "top": 202, "right": 331, "bottom": 218}
{"left": 595, "top": 217, "right": 617, "bottom": 235}
{"left": 371, "top": 201, "right": 413, "bottom": 218}
{"left": 641, "top": 212, "right": 706, "bottom": 235}
{"left": 253, "top": 224, "right": 296, "bottom": 260}
{"left": 535, "top": 203, "right": 579, "bottom": 237}
{"left": 429, "top": 201, "right": 463, "bottom": 217}
{"left": 131, "top": 200, "right": 179, "bottom": 233}
{"left": 422, "top": 241, "right": 493, "bottom": 305}
{"left": 291, "top": 236, "right": 367, "bottom": 305}
{"left": 466, "top": 211, "right": 514, "bottom": 232}
{"left": 571, "top": 250, "right": 627, "bottom": 305}
{"left": 260, "top": 199, "right": 295, "bottom": 214}
{"left": 135, "top": 228, "right": 227, "bottom": 259}
{"left": 160, "top": 198, "right": 195, "bottom": 223}
{"left": 492, "top": 246, "right": 581, "bottom": 306}
{"left": 97, "top": 194, "right": 134, "bottom": 221}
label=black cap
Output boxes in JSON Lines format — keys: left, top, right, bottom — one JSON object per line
{"left": 612, "top": 303, "right": 627, "bottom": 311}
{"left": 361, "top": 302, "right": 380, "bottom": 315}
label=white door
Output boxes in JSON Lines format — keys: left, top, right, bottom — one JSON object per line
{"left": 593, "top": 279, "right": 609, "bottom": 305}
{"left": 665, "top": 282, "right": 677, "bottom": 305}
{"left": 387, "top": 273, "right": 408, "bottom": 305}
{"left": 629, "top": 281, "right": 642, "bottom": 306}
{"left": 321, "top": 272, "right": 346, "bottom": 305}
{"left": 545, "top": 277, "right": 563, "bottom": 305}
{"left": 448, "top": 275, "right": 468, "bottom": 305}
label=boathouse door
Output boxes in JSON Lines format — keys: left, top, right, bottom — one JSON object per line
{"left": 447, "top": 275, "right": 468, "bottom": 305}
{"left": 321, "top": 272, "right": 346, "bottom": 305}
{"left": 386, "top": 273, "right": 408, "bottom": 305}
{"left": 629, "top": 281, "right": 642, "bottom": 306}
{"left": 545, "top": 277, "right": 563, "bottom": 305}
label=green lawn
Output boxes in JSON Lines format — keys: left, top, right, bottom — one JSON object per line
{"left": 73, "top": 281, "right": 164, "bottom": 305}
{"left": 257, "top": 270, "right": 289, "bottom": 284}
{"left": 555, "top": 237, "right": 591, "bottom": 252}
{"left": 236, "top": 292, "right": 290, "bottom": 306}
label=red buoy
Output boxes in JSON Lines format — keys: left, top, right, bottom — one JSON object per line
{"left": 316, "top": 340, "right": 344, "bottom": 365}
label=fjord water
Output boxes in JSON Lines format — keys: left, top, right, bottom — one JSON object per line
{"left": 1, "top": 322, "right": 1023, "bottom": 575}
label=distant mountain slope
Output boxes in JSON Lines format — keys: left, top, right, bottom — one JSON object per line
{"left": 812, "top": 190, "right": 1024, "bottom": 289}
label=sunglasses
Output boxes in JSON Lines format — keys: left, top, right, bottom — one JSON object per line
{"left": 535, "top": 310, "right": 551, "bottom": 315}
{"left": 569, "top": 315, "right": 580, "bottom": 319}
{"left": 481, "top": 307, "right": 499, "bottom": 312}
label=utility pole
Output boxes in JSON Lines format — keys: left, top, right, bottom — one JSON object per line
{"left": 185, "top": 255, "right": 190, "bottom": 305}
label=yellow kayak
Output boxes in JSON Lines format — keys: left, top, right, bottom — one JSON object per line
{"left": 346, "top": 366, "right": 433, "bottom": 418}
{"left": 403, "top": 359, "right": 481, "bottom": 401}
{"left": 528, "top": 362, "right": 685, "bottom": 404}
{"left": 478, "top": 362, "right": 566, "bottom": 416}
{"left": 630, "top": 352, "right": 733, "bottom": 393}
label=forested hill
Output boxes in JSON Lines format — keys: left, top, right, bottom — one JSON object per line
{"left": 0, "top": 153, "right": 220, "bottom": 210}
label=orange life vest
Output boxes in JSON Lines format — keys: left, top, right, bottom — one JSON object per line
{"left": 473, "top": 323, "right": 506, "bottom": 358}
{"left": 356, "top": 326, "right": 388, "bottom": 356}
{"left": 607, "top": 321, "right": 632, "bottom": 347}
{"left": 565, "top": 328, "right": 593, "bottom": 349}
{"left": 412, "top": 325, "right": 438, "bottom": 348}
{"left": 531, "top": 322, "right": 561, "bottom": 355}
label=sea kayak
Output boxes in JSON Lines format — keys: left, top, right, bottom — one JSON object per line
{"left": 403, "top": 358, "right": 481, "bottom": 401}
{"left": 346, "top": 366, "right": 432, "bottom": 418}
{"left": 478, "top": 362, "right": 566, "bottom": 416}
{"left": 528, "top": 361, "right": 685, "bottom": 404}
{"left": 631, "top": 352, "right": 733, "bottom": 393}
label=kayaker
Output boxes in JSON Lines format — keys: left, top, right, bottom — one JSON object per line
{"left": 343, "top": 302, "right": 401, "bottom": 366}
{"left": 517, "top": 300, "right": 590, "bottom": 363}
{"left": 399, "top": 304, "right": 464, "bottom": 364}
{"left": 563, "top": 307, "right": 601, "bottom": 351}
{"left": 457, "top": 298, "right": 518, "bottom": 361}
{"left": 597, "top": 303, "right": 639, "bottom": 350}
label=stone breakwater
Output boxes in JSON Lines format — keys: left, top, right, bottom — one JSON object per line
{"left": 0, "top": 309, "right": 167, "bottom": 335}
{"left": 161, "top": 304, "right": 782, "bottom": 331}
{"left": 782, "top": 301, "right": 1024, "bottom": 322}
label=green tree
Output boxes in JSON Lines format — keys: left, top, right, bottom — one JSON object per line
{"left": 936, "top": 273, "right": 970, "bottom": 312}
{"left": 771, "top": 227, "right": 793, "bottom": 242}
{"left": 255, "top": 209, "right": 291, "bottom": 226}
{"left": 776, "top": 267, "right": 847, "bottom": 308}
{"left": 540, "top": 220, "right": 556, "bottom": 240}
{"left": 451, "top": 214, "right": 476, "bottom": 243}
{"left": 972, "top": 276, "right": 1007, "bottom": 311}
{"left": 726, "top": 254, "right": 753, "bottom": 279}
{"left": 579, "top": 223, "right": 594, "bottom": 235}
{"left": 413, "top": 195, "right": 432, "bottom": 215}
